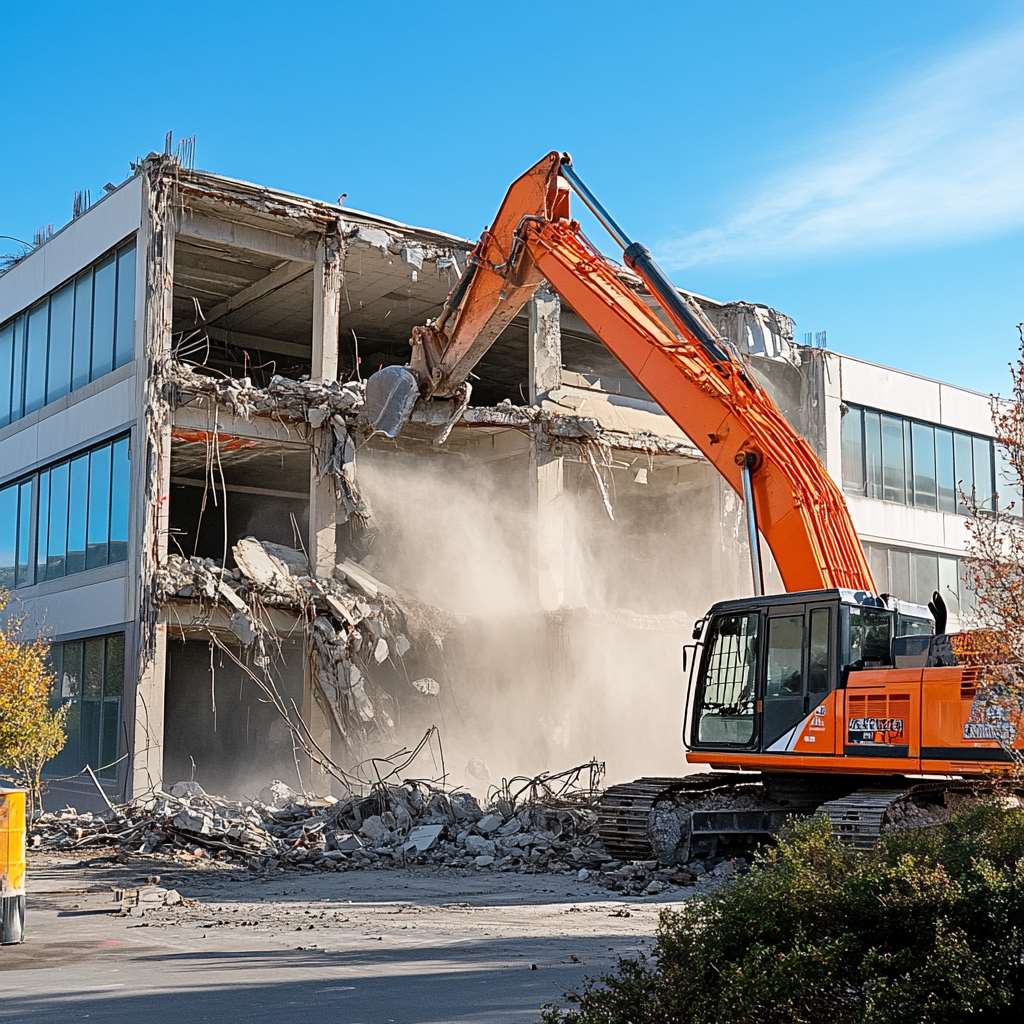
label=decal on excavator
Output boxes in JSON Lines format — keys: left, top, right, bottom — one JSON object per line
{"left": 963, "top": 697, "right": 1016, "bottom": 742}
{"left": 848, "top": 717, "right": 905, "bottom": 746}
{"left": 766, "top": 695, "right": 838, "bottom": 753}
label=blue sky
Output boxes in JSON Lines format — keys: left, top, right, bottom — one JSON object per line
{"left": 2, "top": 1, "right": 1021, "bottom": 394}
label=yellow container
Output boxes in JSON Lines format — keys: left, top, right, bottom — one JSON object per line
{"left": 0, "top": 789, "right": 26, "bottom": 944}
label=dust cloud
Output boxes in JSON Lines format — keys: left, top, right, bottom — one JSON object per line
{"left": 356, "top": 443, "right": 750, "bottom": 788}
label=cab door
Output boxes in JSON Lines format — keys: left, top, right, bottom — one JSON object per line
{"left": 761, "top": 603, "right": 836, "bottom": 752}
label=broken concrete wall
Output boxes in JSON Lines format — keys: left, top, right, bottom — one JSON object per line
{"left": 135, "top": 154, "right": 804, "bottom": 800}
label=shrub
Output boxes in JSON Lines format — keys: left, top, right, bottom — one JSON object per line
{"left": 0, "top": 592, "right": 67, "bottom": 819}
{"left": 542, "top": 803, "right": 1024, "bottom": 1024}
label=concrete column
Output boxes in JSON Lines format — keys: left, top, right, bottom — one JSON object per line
{"left": 308, "top": 228, "right": 344, "bottom": 579}
{"left": 528, "top": 285, "right": 567, "bottom": 609}
{"left": 130, "top": 158, "right": 176, "bottom": 797}
{"left": 530, "top": 443, "right": 567, "bottom": 610}
{"left": 302, "top": 656, "right": 334, "bottom": 795}
{"left": 132, "top": 625, "right": 167, "bottom": 796}
{"left": 304, "top": 227, "right": 345, "bottom": 779}
{"left": 528, "top": 285, "right": 561, "bottom": 404}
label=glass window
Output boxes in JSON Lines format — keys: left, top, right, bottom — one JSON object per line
{"left": 808, "top": 608, "right": 830, "bottom": 698}
{"left": 86, "top": 445, "right": 111, "bottom": 569}
{"left": 865, "top": 542, "right": 888, "bottom": 593}
{"left": 995, "top": 443, "right": 1021, "bottom": 517}
{"left": 766, "top": 615, "right": 804, "bottom": 697}
{"left": 46, "top": 283, "right": 73, "bottom": 404}
{"left": 46, "top": 461, "right": 69, "bottom": 580}
{"left": 954, "top": 432, "right": 974, "bottom": 513}
{"left": 91, "top": 255, "right": 116, "bottom": 380}
{"left": 53, "top": 640, "right": 83, "bottom": 774}
{"left": 958, "top": 559, "right": 977, "bottom": 617}
{"left": 0, "top": 321, "right": 13, "bottom": 427}
{"left": 911, "top": 550, "right": 938, "bottom": 606}
{"left": 0, "top": 485, "right": 16, "bottom": 589}
{"left": 100, "top": 635, "right": 125, "bottom": 778}
{"left": 973, "top": 436, "right": 995, "bottom": 512}
{"left": 45, "top": 633, "right": 123, "bottom": 779}
{"left": 109, "top": 437, "right": 130, "bottom": 564}
{"left": 841, "top": 406, "right": 864, "bottom": 493}
{"left": 67, "top": 454, "right": 89, "bottom": 575}
{"left": 15, "top": 479, "right": 33, "bottom": 586}
{"left": 911, "top": 422, "right": 937, "bottom": 509}
{"left": 847, "top": 607, "right": 893, "bottom": 668}
{"left": 114, "top": 244, "right": 136, "bottom": 368}
{"left": 10, "top": 315, "right": 24, "bottom": 422}
{"left": 71, "top": 269, "right": 93, "bottom": 391}
{"left": 889, "top": 548, "right": 911, "bottom": 600}
{"left": 696, "top": 612, "right": 759, "bottom": 746}
{"left": 881, "top": 414, "right": 906, "bottom": 503}
{"left": 864, "top": 411, "right": 883, "bottom": 500}
{"left": 935, "top": 428, "right": 955, "bottom": 513}
{"left": 35, "top": 470, "right": 50, "bottom": 583}
{"left": 24, "top": 302, "right": 48, "bottom": 415}
{"left": 81, "top": 638, "right": 104, "bottom": 772}
{"left": 897, "top": 615, "right": 933, "bottom": 637}
{"left": 938, "top": 555, "right": 960, "bottom": 616}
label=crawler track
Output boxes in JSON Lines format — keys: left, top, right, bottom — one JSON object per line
{"left": 596, "top": 774, "right": 754, "bottom": 861}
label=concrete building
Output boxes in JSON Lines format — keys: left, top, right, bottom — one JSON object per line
{"left": 0, "top": 152, "right": 1013, "bottom": 804}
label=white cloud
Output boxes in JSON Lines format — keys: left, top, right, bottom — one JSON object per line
{"left": 658, "top": 22, "right": 1024, "bottom": 269}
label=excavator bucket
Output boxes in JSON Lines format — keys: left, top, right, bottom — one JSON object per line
{"left": 362, "top": 365, "right": 421, "bottom": 438}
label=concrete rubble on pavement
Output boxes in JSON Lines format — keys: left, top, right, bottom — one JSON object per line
{"left": 31, "top": 764, "right": 738, "bottom": 897}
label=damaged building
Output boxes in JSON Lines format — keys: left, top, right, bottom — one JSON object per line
{"left": 0, "top": 151, "right": 1011, "bottom": 808}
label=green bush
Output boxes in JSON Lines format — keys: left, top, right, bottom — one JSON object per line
{"left": 542, "top": 803, "right": 1024, "bottom": 1024}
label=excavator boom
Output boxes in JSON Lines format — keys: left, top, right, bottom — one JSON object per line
{"left": 378, "top": 152, "right": 874, "bottom": 594}
{"left": 362, "top": 152, "right": 1022, "bottom": 860}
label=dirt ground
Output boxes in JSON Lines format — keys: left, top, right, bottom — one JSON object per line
{"left": 0, "top": 850, "right": 691, "bottom": 1023}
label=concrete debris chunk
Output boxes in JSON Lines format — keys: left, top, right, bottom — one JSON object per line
{"left": 359, "top": 815, "right": 389, "bottom": 844}
{"left": 373, "top": 637, "right": 389, "bottom": 664}
{"left": 258, "top": 780, "right": 297, "bottom": 808}
{"left": 464, "top": 835, "right": 496, "bottom": 857}
{"left": 476, "top": 814, "right": 503, "bottom": 835}
{"left": 411, "top": 677, "right": 440, "bottom": 696}
{"left": 173, "top": 809, "right": 214, "bottom": 835}
{"left": 403, "top": 824, "right": 444, "bottom": 855}
{"left": 233, "top": 537, "right": 294, "bottom": 588}
{"left": 169, "top": 781, "right": 206, "bottom": 800}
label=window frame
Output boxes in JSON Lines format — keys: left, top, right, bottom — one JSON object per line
{"left": 842, "top": 402, "right": 1003, "bottom": 516}
{"left": 0, "top": 236, "right": 137, "bottom": 431}
{"left": 0, "top": 432, "right": 131, "bottom": 589}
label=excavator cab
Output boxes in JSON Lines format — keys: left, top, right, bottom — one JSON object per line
{"left": 686, "top": 590, "right": 932, "bottom": 757}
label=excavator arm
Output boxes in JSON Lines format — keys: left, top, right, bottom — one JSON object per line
{"left": 372, "top": 152, "right": 874, "bottom": 595}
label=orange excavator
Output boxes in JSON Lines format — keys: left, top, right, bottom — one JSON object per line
{"left": 365, "top": 152, "right": 1023, "bottom": 860}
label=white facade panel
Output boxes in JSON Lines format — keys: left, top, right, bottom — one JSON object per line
{"left": 938, "top": 384, "right": 993, "bottom": 436}
{"left": 14, "top": 573, "right": 129, "bottom": 639}
{"left": 0, "top": 176, "right": 142, "bottom": 325}
{"left": 0, "top": 372, "right": 136, "bottom": 482}
{"left": 839, "top": 355, "right": 940, "bottom": 422}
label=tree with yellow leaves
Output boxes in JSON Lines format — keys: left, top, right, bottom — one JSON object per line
{"left": 957, "top": 326, "right": 1024, "bottom": 766}
{"left": 0, "top": 592, "right": 67, "bottom": 819}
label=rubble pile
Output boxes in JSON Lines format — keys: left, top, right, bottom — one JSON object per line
{"left": 32, "top": 770, "right": 716, "bottom": 896}
{"left": 157, "top": 538, "right": 454, "bottom": 738}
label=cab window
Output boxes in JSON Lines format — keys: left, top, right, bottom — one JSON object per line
{"left": 846, "top": 607, "right": 893, "bottom": 669}
{"left": 696, "top": 612, "right": 758, "bottom": 746}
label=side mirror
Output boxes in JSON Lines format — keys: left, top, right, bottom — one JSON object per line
{"left": 681, "top": 645, "right": 688, "bottom": 672}
{"left": 691, "top": 617, "right": 706, "bottom": 641}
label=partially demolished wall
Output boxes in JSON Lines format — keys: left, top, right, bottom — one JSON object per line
{"left": 137, "top": 157, "right": 808, "bottom": 801}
